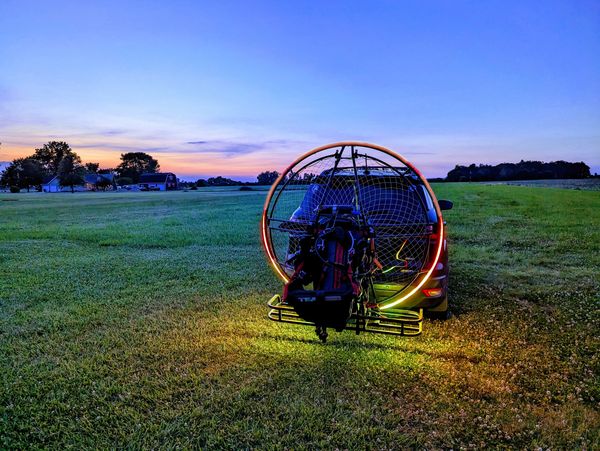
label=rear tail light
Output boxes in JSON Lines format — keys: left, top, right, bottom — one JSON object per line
{"left": 422, "top": 288, "right": 443, "bottom": 297}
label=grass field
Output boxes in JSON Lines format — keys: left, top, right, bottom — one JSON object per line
{"left": 483, "top": 178, "right": 600, "bottom": 191}
{"left": 1, "top": 185, "right": 599, "bottom": 448}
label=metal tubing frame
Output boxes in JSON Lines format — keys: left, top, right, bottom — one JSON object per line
{"left": 266, "top": 294, "right": 423, "bottom": 337}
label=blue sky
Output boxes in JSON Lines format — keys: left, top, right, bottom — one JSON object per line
{"left": 1, "top": 0, "right": 599, "bottom": 180}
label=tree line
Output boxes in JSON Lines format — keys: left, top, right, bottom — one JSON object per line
{"left": 7, "top": 144, "right": 589, "bottom": 192}
{"left": 1, "top": 141, "right": 280, "bottom": 192}
{"left": 205, "top": 163, "right": 594, "bottom": 186}
{"left": 445, "top": 160, "right": 591, "bottom": 182}
{"left": 0, "top": 141, "right": 161, "bottom": 192}
{"left": 187, "top": 171, "right": 281, "bottom": 188}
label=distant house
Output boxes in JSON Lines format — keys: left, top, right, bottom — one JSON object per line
{"left": 138, "top": 173, "right": 178, "bottom": 191}
{"left": 41, "top": 176, "right": 78, "bottom": 192}
{"left": 42, "top": 173, "right": 116, "bottom": 192}
{"left": 84, "top": 173, "right": 117, "bottom": 191}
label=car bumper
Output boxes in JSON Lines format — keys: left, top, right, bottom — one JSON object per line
{"left": 374, "top": 273, "right": 448, "bottom": 311}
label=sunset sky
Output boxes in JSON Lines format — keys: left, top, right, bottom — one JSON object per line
{"left": 1, "top": 0, "right": 599, "bottom": 180}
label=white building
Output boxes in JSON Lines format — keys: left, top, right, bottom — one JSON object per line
{"left": 42, "top": 173, "right": 116, "bottom": 192}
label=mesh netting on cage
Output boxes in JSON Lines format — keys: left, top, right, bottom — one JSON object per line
{"left": 264, "top": 144, "right": 436, "bottom": 302}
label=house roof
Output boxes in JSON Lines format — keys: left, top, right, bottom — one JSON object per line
{"left": 139, "top": 173, "right": 177, "bottom": 183}
{"left": 98, "top": 172, "right": 115, "bottom": 182}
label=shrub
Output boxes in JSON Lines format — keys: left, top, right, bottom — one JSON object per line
{"left": 239, "top": 186, "right": 253, "bottom": 191}
{"left": 9, "top": 185, "right": 20, "bottom": 193}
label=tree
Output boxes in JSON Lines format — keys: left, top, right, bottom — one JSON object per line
{"left": 257, "top": 171, "right": 279, "bottom": 185}
{"left": 32, "top": 141, "right": 80, "bottom": 175}
{"left": 57, "top": 155, "right": 85, "bottom": 193}
{"left": 446, "top": 160, "right": 591, "bottom": 182}
{"left": 19, "top": 159, "right": 44, "bottom": 192}
{"left": 116, "top": 152, "right": 160, "bottom": 183}
{"left": 302, "top": 173, "right": 316, "bottom": 183}
{"left": 116, "top": 177, "right": 133, "bottom": 186}
{"left": 95, "top": 176, "right": 113, "bottom": 191}
{"left": 85, "top": 162, "right": 100, "bottom": 173}
{"left": 0, "top": 162, "right": 19, "bottom": 188}
{"left": 207, "top": 176, "right": 241, "bottom": 186}
{"left": 196, "top": 179, "right": 208, "bottom": 187}
{"left": 0, "top": 158, "right": 44, "bottom": 192}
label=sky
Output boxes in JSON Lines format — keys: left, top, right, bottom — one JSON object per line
{"left": 0, "top": 0, "right": 599, "bottom": 181}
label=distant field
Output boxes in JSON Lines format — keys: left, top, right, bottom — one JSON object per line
{"left": 483, "top": 178, "right": 600, "bottom": 190}
{"left": 1, "top": 186, "right": 598, "bottom": 448}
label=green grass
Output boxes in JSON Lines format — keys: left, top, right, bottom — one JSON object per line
{"left": 1, "top": 185, "right": 598, "bottom": 449}
{"left": 483, "top": 178, "right": 600, "bottom": 190}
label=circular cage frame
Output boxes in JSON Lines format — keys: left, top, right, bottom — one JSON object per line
{"left": 261, "top": 141, "right": 444, "bottom": 310}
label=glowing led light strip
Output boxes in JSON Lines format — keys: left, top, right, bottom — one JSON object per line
{"left": 260, "top": 210, "right": 288, "bottom": 282}
{"left": 379, "top": 223, "right": 443, "bottom": 310}
{"left": 260, "top": 141, "right": 445, "bottom": 309}
{"left": 395, "top": 240, "right": 408, "bottom": 260}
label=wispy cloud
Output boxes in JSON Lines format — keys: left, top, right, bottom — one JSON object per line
{"left": 181, "top": 139, "right": 302, "bottom": 156}
{"left": 100, "top": 129, "right": 129, "bottom": 136}
{"left": 74, "top": 142, "right": 171, "bottom": 153}
{"left": 184, "top": 141, "right": 262, "bottom": 155}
